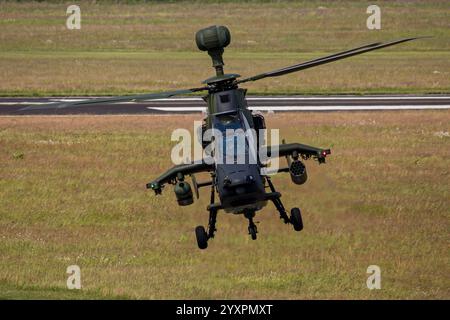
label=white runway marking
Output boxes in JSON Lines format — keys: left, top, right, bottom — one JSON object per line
{"left": 1, "top": 96, "right": 449, "bottom": 105}
{"left": 0, "top": 102, "right": 49, "bottom": 105}
{"left": 147, "top": 106, "right": 207, "bottom": 112}
{"left": 248, "top": 96, "right": 450, "bottom": 100}
{"left": 147, "top": 105, "right": 450, "bottom": 112}
{"left": 145, "top": 96, "right": 450, "bottom": 102}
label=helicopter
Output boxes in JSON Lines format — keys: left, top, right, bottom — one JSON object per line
{"left": 21, "top": 26, "right": 422, "bottom": 249}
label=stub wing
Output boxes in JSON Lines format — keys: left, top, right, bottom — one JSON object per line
{"left": 262, "top": 143, "right": 331, "bottom": 163}
{"left": 146, "top": 159, "right": 214, "bottom": 194}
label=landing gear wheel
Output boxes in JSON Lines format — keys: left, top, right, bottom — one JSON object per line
{"left": 290, "top": 207, "right": 303, "bottom": 231}
{"left": 248, "top": 225, "right": 258, "bottom": 240}
{"left": 195, "top": 226, "right": 208, "bottom": 249}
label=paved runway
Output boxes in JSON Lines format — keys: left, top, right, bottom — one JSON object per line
{"left": 0, "top": 95, "right": 449, "bottom": 115}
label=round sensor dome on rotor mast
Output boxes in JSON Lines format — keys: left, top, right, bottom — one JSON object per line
{"left": 195, "top": 25, "right": 231, "bottom": 76}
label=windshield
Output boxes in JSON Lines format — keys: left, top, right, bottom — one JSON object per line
{"left": 213, "top": 115, "right": 248, "bottom": 165}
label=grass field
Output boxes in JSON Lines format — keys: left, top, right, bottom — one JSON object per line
{"left": 0, "top": 112, "right": 449, "bottom": 299}
{"left": 0, "top": 0, "right": 449, "bottom": 95}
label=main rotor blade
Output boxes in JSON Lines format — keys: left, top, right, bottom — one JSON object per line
{"left": 237, "top": 36, "right": 428, "bottom": 84}
{"left": 20, "top": 87, "right": 207, "bottom": 111}
{"left": 272, "top": 41, "right": 382, "bottom": 74}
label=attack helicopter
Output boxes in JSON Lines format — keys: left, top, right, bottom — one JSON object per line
{"left": 22, "top": 26, "right": 422, "bottom": 249}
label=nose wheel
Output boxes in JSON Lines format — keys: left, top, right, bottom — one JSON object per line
{"left": 248, "top": 223, "right": 258, "bottom": 240}
{"left": 245, "top": 210, "right": 258, "bottom": 240}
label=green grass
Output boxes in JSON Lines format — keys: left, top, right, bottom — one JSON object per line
{"left": 1, "top": 50, "right": 448, "bottom": 96}
{"left": 0, "top": 281, "right": 127, "bottom": 299}
{"left": 0, "top": 0, "right": 449, "bottom": 95}
{"left": 0, "top": 113, "right": 449, "bottom": 299}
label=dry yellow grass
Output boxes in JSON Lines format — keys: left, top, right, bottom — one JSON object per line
{"left": 0, "top": 111, "right": 449, "bottom": 299}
